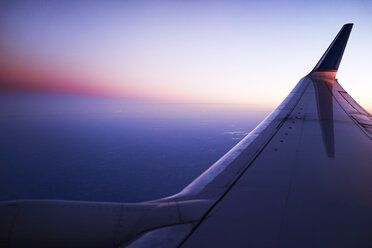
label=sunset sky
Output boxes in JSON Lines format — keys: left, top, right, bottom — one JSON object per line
{"left": 1, "top": 0, "right": 372, "bottom": 110}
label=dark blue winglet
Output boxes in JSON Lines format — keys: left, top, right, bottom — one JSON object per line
{"left": 312, "top": 23, "right": 353, "bottom": 72}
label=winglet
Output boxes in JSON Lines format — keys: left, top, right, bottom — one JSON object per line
{"left": 310, "top": 23, "right": 353, "bottom": 81}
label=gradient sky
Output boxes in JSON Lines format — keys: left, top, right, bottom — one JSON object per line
{"left": 1, "top": 0, "right": 371, "bottom": 110}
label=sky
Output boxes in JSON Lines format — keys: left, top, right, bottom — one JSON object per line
{"left": 1, "top": 0, "right": 372, "bottom": 111}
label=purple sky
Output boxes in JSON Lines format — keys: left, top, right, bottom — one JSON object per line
{"left": 1, "top": 0, "right": 371, "bottom": 110}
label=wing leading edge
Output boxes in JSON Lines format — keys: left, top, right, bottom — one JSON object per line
{"left": 1, "top": 24, "right": 372, "bottom": 248}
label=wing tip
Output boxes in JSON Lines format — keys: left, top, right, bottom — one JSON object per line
{"left": 311, "top": 23, "right": 353, "bottom": 75}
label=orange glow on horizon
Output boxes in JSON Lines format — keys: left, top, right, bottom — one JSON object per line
{"left": 0, "top": 53, "right": 138, "bottom": 98}
{"left": 0, "top": 52, "right": 271, "bottom": 108}
{"left": 0, "top": 51, "right": 371, "bottom": 113}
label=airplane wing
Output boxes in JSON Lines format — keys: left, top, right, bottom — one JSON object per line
{"left": 2, "top": 23, "right": 372, "bottom": 248}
